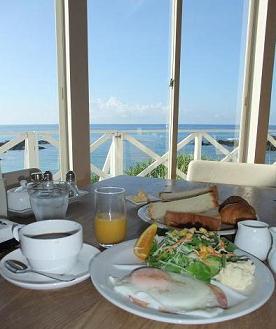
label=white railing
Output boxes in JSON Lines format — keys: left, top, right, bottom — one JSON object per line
{"left": 0, "top": 131, "right": 61, "bottom": 180}
{"left": 89, "top": 131, "right": 240, "bottom": 180}
{"left": 1, "top": 129, "right": 275, "bottom": 180}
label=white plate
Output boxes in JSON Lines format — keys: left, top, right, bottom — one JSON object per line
{"left": 0, "top": 243, "right": 99, "bottom": 290}
{"left": 8, "top": 190, "right": 89, "bottom": 216}
{"left": 138, "top": 204, "right": 236, "bottom": 235}
{"left": 90, "top": 239, "right": 275, "bottom": 325}
{"left": 126, "top": 194, "right": 159, "bottom": 206}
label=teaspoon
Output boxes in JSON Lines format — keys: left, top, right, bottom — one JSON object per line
{"left": 4, "top": 259, "right": 77, "bottom": 282}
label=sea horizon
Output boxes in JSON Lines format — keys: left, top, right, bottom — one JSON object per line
{"left": 1, "top": 123, "right": 276, "bottom": 174}
{"left": 1, "top": 123, "right": 276, "bottom": 130}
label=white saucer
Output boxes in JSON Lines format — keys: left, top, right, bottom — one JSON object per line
{"left": 0, "top": 243, "right": 100, "bottom": 290}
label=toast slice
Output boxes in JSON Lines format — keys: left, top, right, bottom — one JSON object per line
{"left": 159, "top": 186, "right": 217, "bottom": 201}
{"left": 164, "top": 208, "right": 221, "bottom": 231}
{"left": 148, "top": 186, "right": 218, "bottom": 220}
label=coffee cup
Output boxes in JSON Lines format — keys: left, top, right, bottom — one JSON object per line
{"left": 12, "top": 220, "right": 83, "bottom": 273}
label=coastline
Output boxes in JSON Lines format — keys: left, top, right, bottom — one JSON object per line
{"left": 1, "top": 124, "right": 276, "bottom": 174}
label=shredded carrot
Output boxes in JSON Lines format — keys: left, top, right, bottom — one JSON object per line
{"left": 164, "top": 235, "right": 193, "bottom": 252}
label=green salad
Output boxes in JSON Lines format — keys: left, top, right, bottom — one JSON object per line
{"left": 147, "top": 228, "right": 247, "bottom": 282}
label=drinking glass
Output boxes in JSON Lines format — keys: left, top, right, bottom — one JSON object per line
{"left": 28, "top": 181, "right": 70, "bottom": 221}
{"left": 94, "top": 187, "right": 126, "bottom": 248}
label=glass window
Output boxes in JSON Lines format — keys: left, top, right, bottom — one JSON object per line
{"left": 88, "top": 0, "right": 172, "bottom": 180}
{"left": 266, "top": 48, "right": 276, "bottom": 164}
{"left": 0, "top": 1, "right": 59, "bottom": 174}
{"left": 177, "top": 0, "right": 249, "bottom": 176}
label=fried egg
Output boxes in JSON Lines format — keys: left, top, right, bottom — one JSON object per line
{"left": 110, "top": 267, "right": 227, "bottom": 314}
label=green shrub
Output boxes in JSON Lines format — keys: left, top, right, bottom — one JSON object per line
{"left": 125, "top": 154, "right": 194, "bottom": 179}
{"left": 91, "top": 173, "right": 100, "bottom": 183}
{"left": 91, "top": 154, "right": 196, "bottom": 182}
{"left": 176, "top": 153, "right": 194, "bottom": 175}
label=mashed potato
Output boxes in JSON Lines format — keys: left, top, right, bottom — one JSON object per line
{"left": 215, "top": 260, "right": 255, "bottom": 291}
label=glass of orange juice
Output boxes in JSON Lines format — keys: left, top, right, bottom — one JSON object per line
{"left": 94, "top": 187, "right": 127, "bottom": 247}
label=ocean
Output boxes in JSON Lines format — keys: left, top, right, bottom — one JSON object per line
{"left": 1, "top": 124, "right": 276, "bottom": 174}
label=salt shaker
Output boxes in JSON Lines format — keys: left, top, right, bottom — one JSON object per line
{"left": 31, "top": 172, "right": 43, "bottom": 182}
{"left": 66, "top": 171, "right": 80, "bottom": 197}
{"left": 43, "top": 170, "right": 54, "bottom": 188}
{"left": 43, "top": 171, "right": 53, "bottom": 181}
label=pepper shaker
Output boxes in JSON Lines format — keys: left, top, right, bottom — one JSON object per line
{"left": 43, "top": 171, "right": 53, "bottom": 181}
{"left": 66, "top": 171, "right": 80, "bottom": 197}
{"left": 43, "top": 170, "right": 53, "bottom": 188}
{"left": 31, "top": 171, "right": 43, "bottom": 182}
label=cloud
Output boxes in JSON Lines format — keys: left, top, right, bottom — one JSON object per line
{"left": 89, "top": 96, "right": 236, "bottom": 124}
{"left": 126, "top": 0, "right": 146, "bottom": 16}
{"left": 90, "top": 96, "right": 168, "bottom": 123}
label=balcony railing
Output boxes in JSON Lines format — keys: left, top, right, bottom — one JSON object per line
{"left": 1, "top": 129, "right": 276, "bottom": 180}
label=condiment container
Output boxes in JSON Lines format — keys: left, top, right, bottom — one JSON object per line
{"left": 234, "top": 220, "right": 271, "bottom": 261}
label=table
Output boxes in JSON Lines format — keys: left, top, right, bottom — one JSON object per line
{"left": 0, "top": 176, "right": 275, "bottom": 329}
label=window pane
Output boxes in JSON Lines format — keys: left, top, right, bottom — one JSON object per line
{"left": 0, "top": 1, "right": 59, "bottom": 174}
{"left": 177, "top": 0, "right": 249, "bottom": 175}
{"left": 88, "top": 0, "right": 172, "bottom": 180}
{"left": 267, "top": 48, "right": 276, "bottom": 164}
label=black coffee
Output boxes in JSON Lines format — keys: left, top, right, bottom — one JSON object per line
{"left": 25, "top": 230, "right": 78, "bottom": 239}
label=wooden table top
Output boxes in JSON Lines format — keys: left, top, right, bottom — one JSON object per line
{"left": 0, "top": 175, "right": 275, "bottom": 329}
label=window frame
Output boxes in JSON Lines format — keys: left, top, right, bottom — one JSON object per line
{"left": 56, "top": 0, "right": 276, "bottom": 182}
{"left": 56, "top": 0, "right": 90, "bottom": 186}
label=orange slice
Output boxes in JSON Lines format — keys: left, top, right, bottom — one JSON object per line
{"left": 134, "top": 223, "right": 158, "bottom": 260}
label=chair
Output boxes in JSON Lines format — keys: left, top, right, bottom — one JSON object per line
{"left": 186, "top": 160, "right": 276, "bottom": 187}
{"left": 2, "top": 168, "right": 41, "bottom": 189}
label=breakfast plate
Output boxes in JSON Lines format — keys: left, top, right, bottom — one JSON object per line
{"left": 0, "top": 243, "right": 99, "bottom": 290}
{"left": 90, "top": 239, "right": 275, "bottom": 324}
{"left": 137, "top": 204, "right": 237, "bottom": 235}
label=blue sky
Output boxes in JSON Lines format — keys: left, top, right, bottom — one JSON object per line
{"left": 0, "top": 0, "right": 275, "bottom": 125}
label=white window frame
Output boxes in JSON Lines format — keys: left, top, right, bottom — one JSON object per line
{"left": 239, "top": 0, "right": 276, "bottom": 163}
{"left": 55, "top": 0, "right": 91, "bottom": 186}
{"left": 167, "top": 0, "right": 182, "bottom": 179}
{"left": 55, "top": 0, "right": 276, "bottom": 183}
